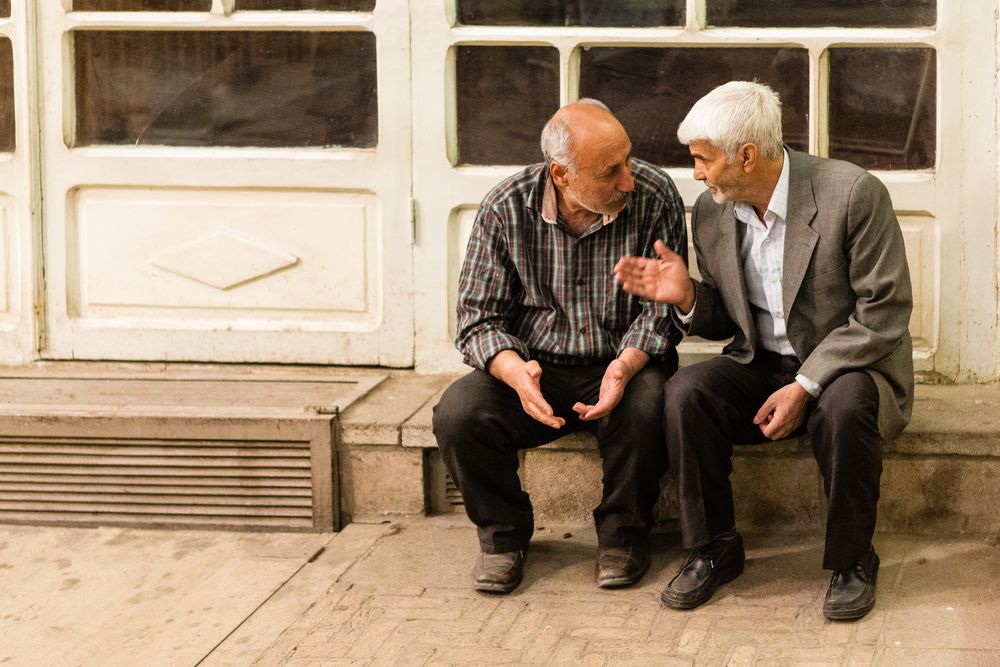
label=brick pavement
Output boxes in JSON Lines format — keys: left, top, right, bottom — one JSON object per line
{"left": 229, "top": 517, "right": 1000, "bottom": 666}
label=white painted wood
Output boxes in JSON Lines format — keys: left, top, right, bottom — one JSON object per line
{"left": 410, "top": 1, "right": 989, "bottom": 378}
{"left": 36, "top": 1, "right": 413, "bottom": 366}
{"left": 0, "top": 1, "right": 37, "bottom": 364}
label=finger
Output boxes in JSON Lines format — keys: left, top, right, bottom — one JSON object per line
{"left": 572, "top": 401, "right": 591, "bottom": 416}
{"left": 653, "top": 240, "right": 673, "bottom": 258}
{"left": 525, "top": 361, "right": 542, "bottom": 381}
{"left": 753, "top": 401, "right": 773, "bottom": 425}
{"left": 527, "top": 404, "right": 564, "bottom": 429}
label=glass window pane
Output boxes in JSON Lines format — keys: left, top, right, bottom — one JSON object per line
{"left": 456, "top": 45, "right": 559, "bottom": 166}
{"left": 0, "top": 39, "right": 13, "bottom": 152}
{"left": 74, "top": 31, "right": 377, "bottom": 148}
{"left": 829, "top": 47, "right": 935, "bottom": 170}
{"left": 458, "top": 0, "right": 684, "bottom": 27}
{"left": 579, "top": 47, "right": 808, "bottom": 167}
{"left": 0, "top": 0, "right": 9, "bottom": 18}
{"left": 237, "top": 0, "right": 375, "bottom": 9}
{"left": 73, "top": 0, "right": 210, "bottom": 9}
{"left": 709, "top": 0, "right": 935, "bottom": 28}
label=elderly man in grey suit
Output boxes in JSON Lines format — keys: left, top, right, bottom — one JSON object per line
{"left": 615, "top": 81, "right": 913, "bottom": 621}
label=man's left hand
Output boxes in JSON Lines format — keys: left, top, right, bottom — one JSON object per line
{"left": 754, "top": 381, "right": 812, "bottom": 440}
{"left": 572, "top": 348, "right": 649, "bottom": 421}
{"left": 573, "top": 358, "right": 628, "bottom": 421}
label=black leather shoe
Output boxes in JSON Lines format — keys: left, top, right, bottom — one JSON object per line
{"left": 596, "top": 543, "right": 650, "bottom": 588}
{"left": 660, "top": 530, "right": 745, "bottom": 609}
{"left": 472, "top": 549, "right": 526, "bottom": 594}
{"left": 824, "top": 546, "right": 879, "bottom": 621}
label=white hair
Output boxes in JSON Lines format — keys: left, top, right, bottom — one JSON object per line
{"left": 677, "top": 81, "right": 784, "bottom": 162}
{"left": 540, "top": 98, "right": 612, "bottom": 171}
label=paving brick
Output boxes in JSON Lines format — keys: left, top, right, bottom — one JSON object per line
{"left": 522, "top": 623, "right": 565, "bottom": 663}
{"left": 433, "top": 646, "right": 527, "bottom": 664}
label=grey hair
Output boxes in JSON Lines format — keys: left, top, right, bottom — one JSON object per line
{"left": 677, "top": 81, "right": 784, "bottom": 162}
{"left": 540, "top": 98, "right": 612, "bottom": 171}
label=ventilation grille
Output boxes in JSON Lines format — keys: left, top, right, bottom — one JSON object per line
{"left": 444, "top": 473, "right": 465, "bottom": 509}
{"left": 0, "top": 415, "right": 336, "bottom": 531}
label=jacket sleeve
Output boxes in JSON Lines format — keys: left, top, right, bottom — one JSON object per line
{"left": 797, "top": 173, "right": 913, "bottom": 387}
{"left": 672, "top": 196, "right": 740, "bottom": 341}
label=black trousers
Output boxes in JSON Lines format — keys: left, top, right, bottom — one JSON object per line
{"left": 664, "top": 351, "right": 882, "bottom": 571}
{"left": 433, "top": 356, "right": 676, "bottom": 553}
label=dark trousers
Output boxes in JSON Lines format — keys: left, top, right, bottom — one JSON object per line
{"left": 433, "top": 357, "right": 675, "bottom": 553}
{"left": 664, "top": 351, "right": 882, "bottom": 571}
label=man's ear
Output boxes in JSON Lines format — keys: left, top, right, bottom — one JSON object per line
{"left": 550, "top": 161, "right": 570, "bottom": 188}
{"left": 739, "top": 144, "right": 759, "bottom": 172}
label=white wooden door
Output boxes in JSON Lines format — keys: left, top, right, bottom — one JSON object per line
{"left": 36, "top": 0, "right": 413, "bottom": 366}
{"left": 0, "top": 0, "right": 36, "bottom": 364}
{"left": 410, "top": 0, "right": 998, "bottom": 380}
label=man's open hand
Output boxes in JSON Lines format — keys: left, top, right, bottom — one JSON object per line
{"left": 572, "top": 358, "right": 628, "bottom": 421}
{"left": 509, "top": 360, "right": 566, "bottom": 429}
{"left": 614, "top": 240, "right": 695, "bottom": 312}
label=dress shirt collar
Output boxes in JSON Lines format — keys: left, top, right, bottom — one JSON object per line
{"left": 540, "top": 171, "right": 619, "bottom": 227}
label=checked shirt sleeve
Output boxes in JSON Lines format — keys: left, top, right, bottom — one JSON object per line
{"left": 617, "top": 182, "right": 688, "bottom": 359}
{"left": 455, "top": 206, "right": 530, "bottom": 371}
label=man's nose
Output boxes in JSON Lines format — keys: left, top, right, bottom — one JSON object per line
{"left": 693, "top": 165, "right": 706, "bottom": 182}
{"left": 618, "top": 168, "right": 635, "bottom": 193}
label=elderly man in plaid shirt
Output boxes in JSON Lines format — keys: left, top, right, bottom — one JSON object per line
{"left": 433, "top": 99, "right": 687, "bottom": 594}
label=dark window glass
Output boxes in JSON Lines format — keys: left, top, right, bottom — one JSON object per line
{"left": 0, "top": 0, "right": 9, "bottom": 18}
{"left": 237, "top": 0, "right": 375, "bottom": 9}
{"left": 458, "top": 0, "right": 683, "bottom": 27}
{"left": 74, "top": 31, "right": 377, "bottom": 148}
{"left": 0, "top": 39, "right": 13, "bottom": 152}
{"left": 709, "top": 0, "right": 935, "bottom": 28}
{"left": 73, "top": 0, "right": 210, "bottom": 9}
{"left": 829, "top": 47, "right": 935, "bottom": 170}
{"left": 456, "top": 45, "right": 559, "bottom": 165}
{"left": 579, "top": 47, "right": 808, "bottom": 167}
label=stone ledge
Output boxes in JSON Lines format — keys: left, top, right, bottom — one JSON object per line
{"left": 345, "top": 377, "right": 1000, "bottom": 457}
{"left": 339, "top": 375, "right": 1000, "bottom": 534}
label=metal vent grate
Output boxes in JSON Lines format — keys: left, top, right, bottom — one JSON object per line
{"left": 444, "top": 473, "right": 464, "bottom": 509}
{"left": 0, "top": 415, "right": 337, "bottom": 531}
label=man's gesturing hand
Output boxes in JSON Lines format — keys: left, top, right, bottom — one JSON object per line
{"left": 754, "top": 381, "right": 812, "bottom": 440}
{"left": 510, "top": 360, "right": 565, "bottom": 429}
{"left": 572, "top": 358, "right": 627, "bottom": 421}
{"left": 614, "top": 240, "right": 695, "bottom": 313}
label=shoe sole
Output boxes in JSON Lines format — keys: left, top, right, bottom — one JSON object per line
{"left": 660, "top": 558, "right": 745, "bottom": 610}
{"left": 596, "top": 559, "right": 651, "bottom": 589}
{"left": 473, "top": 574, "right": 523, "bottom": 595}
{"left": 824, "top": 591, "right": 876, "bottom": 621}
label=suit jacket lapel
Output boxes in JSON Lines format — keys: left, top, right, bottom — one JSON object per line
{"left": 716, "top": 203, "right": 754, "bottom": 338}
{"left": 782, "top": 151, "right": 819, "bottom": 317}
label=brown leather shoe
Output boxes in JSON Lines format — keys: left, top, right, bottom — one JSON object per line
{"left": 596, "top": 544, "right": 650, "bottom": 588}
{"left": 823, "top": 546, "right": 879, "bottom": 621}
{"left": 472, "top": 549, "right": 525, "bottom": 594}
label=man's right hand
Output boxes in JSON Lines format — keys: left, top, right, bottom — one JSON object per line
{"left": 614, "top": 240, "right": 695, "bottom": 313}
{"left": 488, "top": 351, "right": 565, "bottom": 429}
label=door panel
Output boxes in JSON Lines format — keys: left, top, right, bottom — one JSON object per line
{"left": 37, "top": 1, "right": 413, "bottom": 366}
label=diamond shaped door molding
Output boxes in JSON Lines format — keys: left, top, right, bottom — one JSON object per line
{"left": 152, "top": 231, "right": 300, "bottom": 291}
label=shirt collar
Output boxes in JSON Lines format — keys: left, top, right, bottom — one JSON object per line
{"left": 735, "top": 147, "right": 790, "bottom": 225}
{"left": 541, "top": 172, "right": 620, "bottom": 227}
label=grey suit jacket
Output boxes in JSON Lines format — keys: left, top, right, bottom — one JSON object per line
{"left": 678, "top": 149, "right": 914, "bottom": 439}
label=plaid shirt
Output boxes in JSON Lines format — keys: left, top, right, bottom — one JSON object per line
{"left": 456, "top": 158, "right": 687, "bottom": 370}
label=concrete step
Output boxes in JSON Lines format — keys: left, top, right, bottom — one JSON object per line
{"left": 341, "top": 375, "right": 1000, "bottom": 536}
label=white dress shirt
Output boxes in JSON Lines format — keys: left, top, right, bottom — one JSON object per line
{"left": 681, "top": 149, "right": 822, "bottom": 397}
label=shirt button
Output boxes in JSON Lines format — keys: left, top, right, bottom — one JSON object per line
{"left": 576, "top": 278, "right": 585, "bottom": 286}
{"left": 579, "top": 327, "right": 587, "bottom": 334}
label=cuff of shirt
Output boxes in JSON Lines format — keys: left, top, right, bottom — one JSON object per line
{"left": 618, "top": 328, "right": 670, "bottom": 360}
{"left": 673, "top": 301, "right": 696, "bottom": 325}
{"left": 463, "top": 331, "right": 530, "bottom": 371}
{"left": 795, "top": 373, "right": 823, "bottom": 398}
